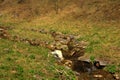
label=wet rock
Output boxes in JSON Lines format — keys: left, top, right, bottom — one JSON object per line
{"left": 60, "top": 59, "right": 117, "bottom": 80}
{"left": 61, "top": 60, "right": 93, "bottom": 74}
{"left": 58, "top": 57, "right": 119, "bottom": 80}
{"left": 71, "top": 60, "right": 93, "bottom": 74}
{"left": 93, "top": 61, "right": 106, "bottom": 69}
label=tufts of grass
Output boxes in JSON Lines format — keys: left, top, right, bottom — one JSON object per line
{"left": 0, "top": 39, "right": 76, "bottom": 79}
{"left": 104, "top": 65, "right": 117, "bottom": 73}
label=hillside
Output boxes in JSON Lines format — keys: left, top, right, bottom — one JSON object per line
{"left": 0, "top": 0, "right": 120, "bottom": 80}
{"left": 0, "top": 0, "right": 120, "bottom": 21}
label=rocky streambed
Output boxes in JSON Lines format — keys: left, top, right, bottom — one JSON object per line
{"left": 0, "top": 27, "right": 120, "bottom": 80}
{"left": 47, "top": 31, "right": 120, "bottom": 80}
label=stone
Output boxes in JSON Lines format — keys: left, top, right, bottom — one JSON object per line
{"left": 49, "top": 31, "right": 87, "bottom": 60}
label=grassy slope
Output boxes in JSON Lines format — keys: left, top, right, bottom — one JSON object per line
{"left": 0, "top": 0, "right": 120, "bottom": 79}
{"left": 0, "top": 39, "right": 76, "bottom": 80}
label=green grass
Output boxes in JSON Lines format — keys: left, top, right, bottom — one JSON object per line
{"left": 0, "top": 39, "right": 76, "bottom": 79}
{"left": 0, "top": 8, "right": 120, "bottom": 79}
{"left": 104, "top": 64, "right": 117, "bottom": 73}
